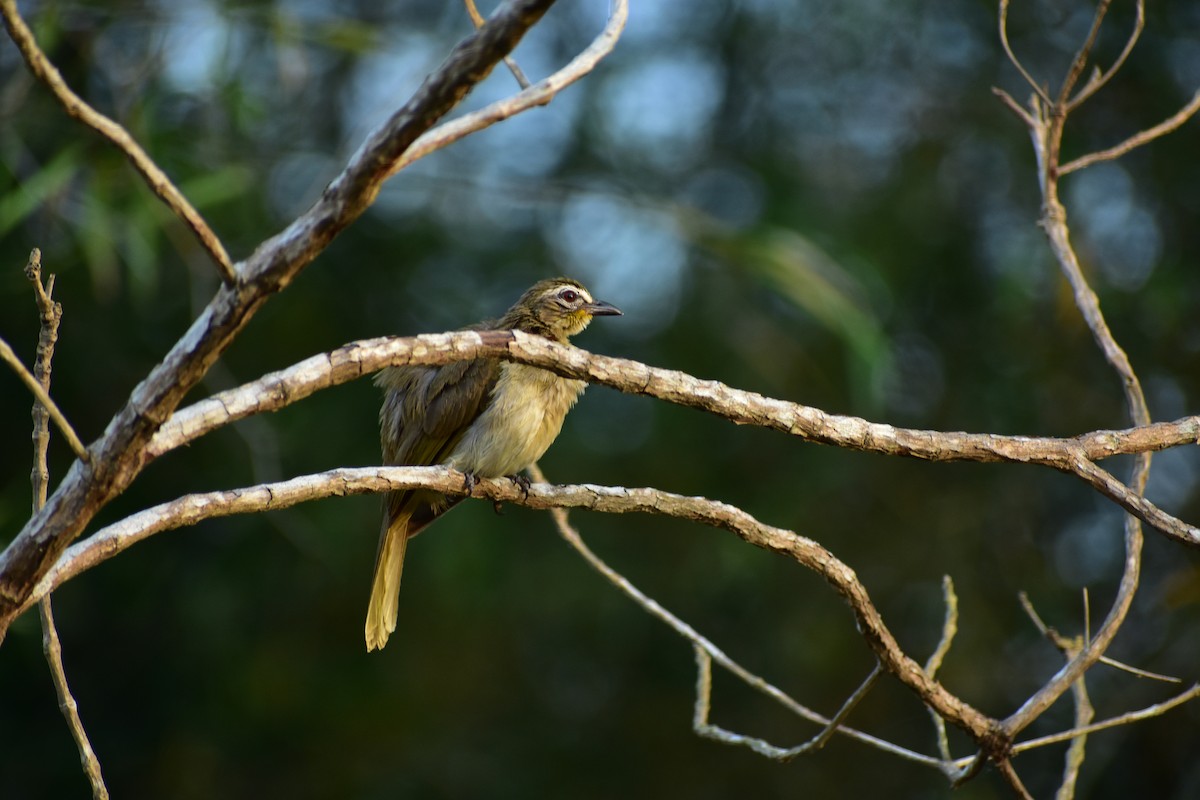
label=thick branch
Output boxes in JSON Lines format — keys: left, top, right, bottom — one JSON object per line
{"left": 0, "top": 0, "right": 560, "bottom": 636}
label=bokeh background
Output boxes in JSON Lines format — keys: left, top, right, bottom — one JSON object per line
{"left": 3, "top": 0, "right": 1200, "bottom": 797}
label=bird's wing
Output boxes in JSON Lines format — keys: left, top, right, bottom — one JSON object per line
{"left": 377, "top": 356, "right": 501, "bottom": 527}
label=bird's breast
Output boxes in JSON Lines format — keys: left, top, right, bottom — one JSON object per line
{"left": 445, "top": 363, "right": 586, "bottom": 478}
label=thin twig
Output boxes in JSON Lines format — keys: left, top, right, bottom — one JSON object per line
{"left": 26, "top": 248, "right": 60, "bottom": 509}
{"left": 0, "top": 0, "right": 235, "bottom": 284}
{"left": 1067, "top": 0, "right": 1145, "bottom": 111}
{"left": 995, "top": 759, "right": 1035, "bottom": 800}
{"left": 992, "top": 86, "right": 1037, "bottom": 127}
{"left": 39, "top": 600, "right": 109, "bottom": 799}
{"left": 1018, "top": 593, "right": 1092, "bottom": 800}
{"left": 0, "top": 336, "right": 87, "bottom": 461}
{"left": 385, "top": 0, "right": 628, "bottom": 178}
{"left": 25, "top": 259, "right": 109, "bottom": 799}
{"left": 465, "top": 0, "right": 532, "bottom": 89}
{"left": 1060, "top": 90, "right": 1200, "bottom": 174}
{"left": 692, "top": 646, "right": 883, "bottom": 760}
{"left": 1012, "top": 684, "right": 1200, "bottom": 752}
{"left": 1056, "top": 0, "right": 1113, "bottom": 106}
{"left": 924, "top": 576, "right": 959, "bottom": 767}
{"left": 526, "top": 466, "right": 937, "bottom": 766}
{"left": 998, "top": 0, "right": 1051, "bottom": 103}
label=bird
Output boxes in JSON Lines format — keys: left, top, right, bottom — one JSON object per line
{"left": 365, "top": 277, "right": 622, "bottom": 651}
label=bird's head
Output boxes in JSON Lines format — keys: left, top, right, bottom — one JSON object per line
{"left": 501, "top": 277, "right": 622, "bottom": 341}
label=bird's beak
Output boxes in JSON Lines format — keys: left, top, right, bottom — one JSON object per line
{"left": 585, "top": 300, "right": 622, "bottom": 317}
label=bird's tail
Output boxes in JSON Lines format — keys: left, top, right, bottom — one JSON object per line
{"left": 365, "top": 513, "right": 409, "bottom": 651}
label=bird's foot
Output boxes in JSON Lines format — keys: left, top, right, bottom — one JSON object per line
{"left": 461, "top": 471, "right": 480, "bottom": 495}
{"left": 506, "top": 473, "right": 532, "bottom": 500}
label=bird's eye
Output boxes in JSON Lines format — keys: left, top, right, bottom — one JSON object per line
{"left": 559, "top": 289, "right": 580, "bottom": 303}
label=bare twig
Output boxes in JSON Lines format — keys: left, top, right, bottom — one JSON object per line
{"left": 1060, "top": 90, "right": 1200, "bottom": 174}
{"left": 0, "top": 338, "right": 87, "bottom": 461}
{"left": 924, "top": 576, "right": 959, "bottom": 767}
{"left": 0, "top": 0, "right": 235, "bottom": 284}
{"left": 24, "top": 258, "right": 109, "bottom": 799}
{"left": 692, "top": 646, "right": 882, "bottom": 760}
{"left": 1056, "top": 0, "right": 1113, "bottom": 106}
{"left": 26, "top": 248, "right": 61, "bottom": 508}
{"left": 526, "top": 466, "right": 919, "bottom": 764}
{"left": 1012, "top": 683, "right": 1200, "bottom": 752}
{"left": 39, "top": 600, "right": 108, "bottom": 799}
{"left": 995, "top": 759, "right": 1035, "bottom": 800}
{"left": 385, "top": 0, "right": 628, "bottom": 178}
{"left": 465, "top": 0, "right": 532, "bottom": 89}
{"left": 1067, "top": 0, "right": 1145, "bottom": 110}
{"left": 992, "top": 86, "right": 1037, "bottom": 127}
{"left": 998, "top": 0, "right": 1051, "bottom": 103}
{"left": 1018, "top": 593, "right": 1093, "bottom": 800}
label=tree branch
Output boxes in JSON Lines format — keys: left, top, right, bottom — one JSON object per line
{"left": 1060, "top": 90, "right": 1200, "bottom": 175}
{"left": 385, "top": 0, "right": 628, "bottom": 179}
{"left": 142, "top": 330, "right": 1200, "bottom": 546}
{"left": 20, "top": 465, "right": 1000, "bottom": 745}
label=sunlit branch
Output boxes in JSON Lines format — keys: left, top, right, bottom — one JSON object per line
{"left": 143, "top": 331, "right": 1200, "bottom": 546}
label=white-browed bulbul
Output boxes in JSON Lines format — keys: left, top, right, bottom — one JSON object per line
{"left": 365, "top": 277, "right": 621, "bottom": 651}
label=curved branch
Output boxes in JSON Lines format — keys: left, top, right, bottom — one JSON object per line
{"left": 0, "top": 0, "right": 235, "bottom": 284}
{"left": 998, "top": 0, "right": 1051, "bottom": 103}
{"left": 23, "top": 465, "right": 999, "bottom": 744}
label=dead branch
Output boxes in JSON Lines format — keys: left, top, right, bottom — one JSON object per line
{"left": 19, "top": 465, "right": 1000, "bottom": 745}
{"left": 23, "top": 259, "right": 108, "bottom": 799}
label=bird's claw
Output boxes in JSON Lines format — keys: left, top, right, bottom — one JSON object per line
{"left": 462, "top": 471, "right": 479, "bottom": 495}
{"left": 506, "top": 473, "right": 532, "bottom": 500}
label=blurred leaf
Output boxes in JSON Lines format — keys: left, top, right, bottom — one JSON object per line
{"left": 0, "top": 144, "right": 82, "bottom": 237}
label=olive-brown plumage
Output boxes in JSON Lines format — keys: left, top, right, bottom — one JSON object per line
{"left": 365, "top": 278, "right": 621, "bottom": 651}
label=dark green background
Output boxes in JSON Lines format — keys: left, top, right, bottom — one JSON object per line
{"left": 2, "top": 1, "right": 1199, "bottom": 797}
